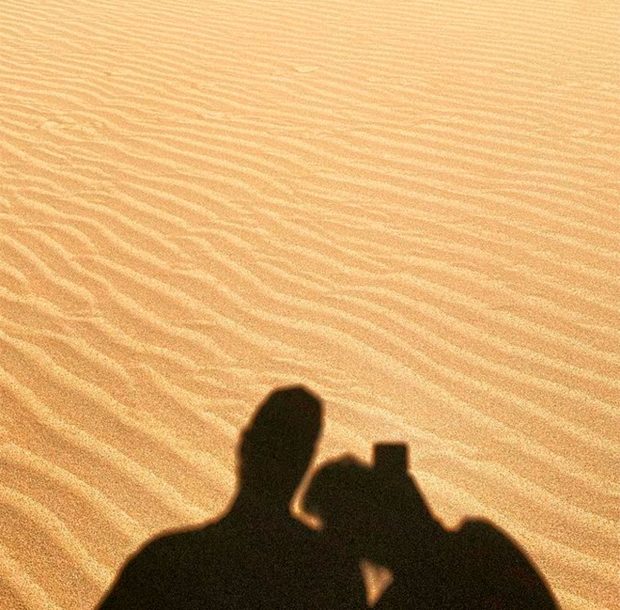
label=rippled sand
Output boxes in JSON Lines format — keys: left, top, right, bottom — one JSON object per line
{"left": 1, "top": 0, "right": 619, "bottom": 608}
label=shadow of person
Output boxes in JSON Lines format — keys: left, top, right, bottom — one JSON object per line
{"left": 98, "top": 385, "right": 366, "bottom": 609}
{"left": 304, "top": 452, "right": 559, "bottom": 609}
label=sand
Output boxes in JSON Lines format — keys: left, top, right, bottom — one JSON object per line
{"left": 1, "top": 0, "right": 619, "bottom": 608}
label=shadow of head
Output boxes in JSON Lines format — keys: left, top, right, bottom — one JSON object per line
{"left": 304, "top": 458, "right": 381, "bottom": 551}
{"left": 304, "top": 456, "right": 434, "bottom": 566}
{"left": 238, "top": 385, "right": 323, "bottom": 506}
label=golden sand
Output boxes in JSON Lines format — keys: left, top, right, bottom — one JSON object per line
{"left": 1, "top": 0, "right": 618, "bottom": 608}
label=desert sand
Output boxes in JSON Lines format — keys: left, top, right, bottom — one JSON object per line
{"left": 1, "top": 0, "right": 619, "bottom": 608}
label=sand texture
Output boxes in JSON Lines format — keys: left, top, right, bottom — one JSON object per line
{"left": 1, "top": 0, "right": 619, "bottom": 608}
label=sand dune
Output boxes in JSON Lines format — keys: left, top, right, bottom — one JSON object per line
{"left": 1, "top": 0, "right": 619, "bottom": 607}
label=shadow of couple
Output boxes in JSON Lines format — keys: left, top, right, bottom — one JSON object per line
{"left": 98, "top": 385, "right": 558, "bottom": 609}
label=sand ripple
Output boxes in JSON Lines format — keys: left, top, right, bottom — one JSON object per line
{"left": 1, "top": 0, "right": 619, "bottom": 607}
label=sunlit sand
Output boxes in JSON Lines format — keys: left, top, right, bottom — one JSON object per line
{"left": 1, "top": 0, "right": 618, "bottom": 608}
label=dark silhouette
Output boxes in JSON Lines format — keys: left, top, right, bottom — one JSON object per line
{"left": 99, "top": 386, "right": 558, "bottom": 609}
{"left": 98, "top": 386, "right": 366, "bottom": 609}
{"left": 304, "top": 453, "right": 559, "bottom": 609}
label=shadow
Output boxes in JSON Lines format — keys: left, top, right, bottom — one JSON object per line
{"left": 98, "top": 387, "right": 558, "bottom": 609}
{"left": 304, "top": 449, "right": 559, "bottom": 609}
{"left": 98, "top": 385, "right": 366, "bottom": 609}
